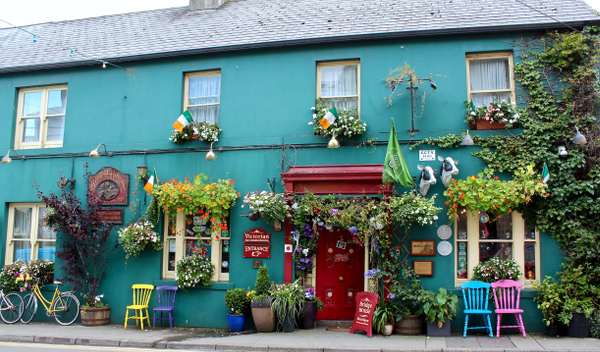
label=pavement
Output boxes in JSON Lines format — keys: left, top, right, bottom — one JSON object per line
{"left": 0, "top": 323, "right": 598, "bottom": 352}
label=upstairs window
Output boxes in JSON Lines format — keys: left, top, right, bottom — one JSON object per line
{"left": 184, "top": 71, "right": 221, "bottom": 124}
{"left": 15, "top": 85, "right": 67, "bottom": 149}
{"left": 317, "top": 60, "right": 360, "bottom": 112}
{"left": 466, "top": 53, "right": 515, "bottom": 107}
{"left": 5, "top": 204, "right": 56, "bottom": 264}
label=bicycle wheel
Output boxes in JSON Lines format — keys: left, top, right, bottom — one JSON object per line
{"left": 51, "top": 292, "right": 80, "bottom": 326}
{"left": 20, "top": 293, "right": 38, "bottom": 324}
{"left": 0, "top": 292, "right": 24, "bottom": 324}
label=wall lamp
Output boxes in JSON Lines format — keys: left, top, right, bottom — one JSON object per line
{"left": 1, "top": 150, "right": 12, "bottom": 164}
{"left": 89, "top": 144, "right": 112, "bottom": 158}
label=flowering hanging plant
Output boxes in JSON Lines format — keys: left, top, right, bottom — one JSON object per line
{"left": 472, "top": 257, "right": 522, "bottom": 282}
{"left": 390, "top": 192, "right": 440, "bottom": 229}
{"left": 176, "top": 253, "right": 214, "bottom": 289}
{"left": 169, "top": 121, "right": 221, "bottom": 144}
{"left": 309, "top": 99, "right": 367, "bottom": 139}
{"left": 242, "top": 191, "right": 289, "bottom": 224}
{"left": 0, "top": 261, "right": 54, "bottom": 293}
{"left": 465, "top": 100, "right": 520, "bottom": 128}
{"left": 118, "top": 220, "right": 162, "bottom": 259}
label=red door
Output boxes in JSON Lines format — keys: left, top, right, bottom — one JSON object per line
{"left": 316, "top": 229, "right": 364, "bottom": 320}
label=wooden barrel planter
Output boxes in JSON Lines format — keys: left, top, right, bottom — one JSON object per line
{"left": 80, "top": 306, "right": 111, "bottom": 326}
{"left": 394, "top": 315, "right": 424, "bottom": 335}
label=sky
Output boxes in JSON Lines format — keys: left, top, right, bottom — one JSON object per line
{"left": 0, "top": 0, "right": 599, "bottom": 27}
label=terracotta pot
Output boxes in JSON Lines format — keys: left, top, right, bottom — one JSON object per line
{"left": 80, "top": 306, "right": 111, "bottom": 326}
{"left": 394, "top": 315, "right": 424, "bottom": 335}
{"left": 273, "top": 220, "right": 282, "bottom": 232}
{"left": 383, "top": 324, "right": 394, "bottom": 336}
{"left": 475, "top": 119, "right": 506, "bottom": 130}
{"left": 251, "top": 307, "right": 275, "bottom": 332}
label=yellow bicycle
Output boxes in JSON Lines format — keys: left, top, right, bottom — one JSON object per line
{"left": 20, "top": 280, "right": 80, "bottom": 325}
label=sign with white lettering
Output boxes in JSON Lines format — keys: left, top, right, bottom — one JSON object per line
{"left": 419, "top": 149, "right": 436, "bottom": 161}
{"left": 243, "top": 228, "right": 271, "bottom": 258}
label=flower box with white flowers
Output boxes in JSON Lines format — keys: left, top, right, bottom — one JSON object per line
{"left": 465, "top": 101, "right": 519, "bottom": 130}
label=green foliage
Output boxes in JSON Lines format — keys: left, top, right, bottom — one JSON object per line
{"left": 534, "top": 276, "right": 565, "bottom": 327}
{"left": 310, "top": 99, "right": 367, "bottom": 139}
{"left": 0, "top": 261, "right": 54, "bottom": 293}
{"left": 169, "top": 121, "right": 221, "bottom": 144}
{"left": 0, "top": 263, "right": 24, "bottom": 293}
{"left": 472, "top": 257, "right": 522, "bottom": 283}
{"left": 117, "top": 220, "right": 162, "bottom": 259}
{"left": 373, "top": 301, "right": 397, "bottom": 334}
{"left": 389, "top": 193, "right": 440, "bottom": 229}
{"left": 464, "top": 100, "right": 520, "bottom": 127}
{"left": 270, "top": 280, "right": 305, "bottom": 331}
{"left": 389, "top": 266, "right": 426, "bottom": 318}
{"left": 175, "top": 254, "right": 214, "bottom": 289}
{"left": 422, "top": 288, "right": 459, "bottom": 327}
{"left": 410, "top": 134, "right": 464, "bottom": 149}
{"left": 225, "top": 288, "right": 250, "bottom": 315}
{"left": 26, "top": 260, "right": 54, "bottom": 286}
{"left": 242, "top": 191, "right": 289, "bottom": 224}
{"left": 254, "top": 266, "right": 272, "bottom": 297}
{"left": 591, "top": 310, "right": 600, "bottom": 338}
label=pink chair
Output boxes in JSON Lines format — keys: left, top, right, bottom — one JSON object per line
{"left": 491, "top": 280, "right": 526, "bottom": 337}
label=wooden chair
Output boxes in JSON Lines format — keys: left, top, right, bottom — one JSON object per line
{"left": 461, "top": 281, "right": 493, "bottom": 337}
{"left": 124, "top": 284, "right": 154, "bottom": 330}
{"left": 153, "top": 285, "right": 178, "bottom": 328}
{"left": 491, "top": 279, "right": 526, "bottom": 337}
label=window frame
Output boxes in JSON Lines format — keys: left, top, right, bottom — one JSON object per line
{"left": 162, "top": 211, "right": 229, "bottom": 282}
{"left": 5, "top": 203, "right": 56, "bottom": 264}
{"left": 316, "top": 60, "right": 361, "bottom": 114}
{"left": 14, "top": 85, "right": 68, "bottom": 150}
{"left": 454, "top": 211, "right": 540, "bottom": 287}
{"left": 465, "top": 52, "right": 516, "bottom": 106}
{"left": 182, "top": 70, "right": 222, "bottom": 124}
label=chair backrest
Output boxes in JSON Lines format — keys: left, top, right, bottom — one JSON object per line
{"left": 491, "top": 279, "right": 523, "bottom": 310}
{"left": 132, "top": 284, "right": 154, "bottom": 306}
{"left": 156, "top": 285, "right": 178, "bottom": 308}
{"left": 461, "top": 281, "right": 491, "bottom": 311}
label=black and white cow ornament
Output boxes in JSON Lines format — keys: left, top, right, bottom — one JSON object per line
{"left": 417, "top": 165, "right": 436, "bottom": 196}
{"left": 438, "top": 155, "right": 459, "bottom": 187}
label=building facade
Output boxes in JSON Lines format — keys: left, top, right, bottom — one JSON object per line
{"left": 0, "top": 0, "right": 598, "bottom": 330}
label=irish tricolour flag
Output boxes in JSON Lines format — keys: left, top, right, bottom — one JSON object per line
{"left": 319, "top": 107, "right": 337, "bottom": 129}
{"left": 144, "top": 170, "right": 158, "bottom": 194}
{"left": 172, "top": 111, "right": 193, "bottom": 132}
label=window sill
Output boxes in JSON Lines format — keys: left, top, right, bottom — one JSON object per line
{"left": 155, "top": 279, "right": 233, "bottom": 291}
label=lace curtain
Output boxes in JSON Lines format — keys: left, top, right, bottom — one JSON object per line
{"left": 469, "top": 58, "right": 511, "bottom": 107}
{"left": 188, "top": 75, "right": 221, "bottom": 124}
{"left": 320, "top": 64, "right": 358, "bottom": 111}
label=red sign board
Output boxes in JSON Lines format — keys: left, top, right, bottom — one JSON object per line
{"left": 350, "top": 292, "right": 379, "bottom": 337}
{"left": 243, "top": 228, "right": 271, "bottom": 258}
{"left": 97, "top": 209, "right": 123, "bottom": 224}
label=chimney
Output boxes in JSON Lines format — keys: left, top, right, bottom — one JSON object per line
{"left": 190, "top": 0, "right": 228, "bottom": 10}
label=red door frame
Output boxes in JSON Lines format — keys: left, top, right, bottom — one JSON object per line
{"left": 280, "top": 164, "right": 392, "bottom": 283}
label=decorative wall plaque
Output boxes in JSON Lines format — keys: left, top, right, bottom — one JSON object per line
{"left": 88, "top": 167, "right": 130, "bottom": 206}
{"left": 411, "top": 240, "right": 436, "bottom": 256}
{"left": 413, "top": 260, "right": 433, "bottom": 276}
{"left": 243, "top": 228, "right": 271, "bottom": 259}
{"left": 97, "top": 209, "right": 124, "bottom": 224}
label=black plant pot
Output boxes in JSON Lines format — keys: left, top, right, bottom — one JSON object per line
{"left": 426, "top": 322, "right": 452, "bottom": 337}
{"left": 568, "top": 313, "right": 591, "bottom": 337}
{"left": 301, "top": 301, "right": 316, "bottom": 329}
{"left": 545, "top": 323, "right": 569, "bottom": 337}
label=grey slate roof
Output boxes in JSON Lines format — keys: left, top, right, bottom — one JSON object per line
{"left": 1, "top": 0, "right": 599, "bottom": 73}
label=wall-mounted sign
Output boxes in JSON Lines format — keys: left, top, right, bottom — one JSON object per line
{"left": 411, "top": 240, "right": 436, "bottom": 256}
{"left": 419, "top": 150, "right": 436, "bottom": 161}
{"left": 97, "top": 209, "right": 123, "bottom": 224}
{"left": 284, "top": 244, "right": 293, "bottom": 253}
{"left": 413, "top": 260, "right": 433, "bottom": 277}
{"left": 243, "top": 228, "right": 271, "bottom": 258}
{"left": 88, "top": 167, "right": 130, "bottom": 206}
{"left": 350, "top": 291, "right": 379, "bottom": 337}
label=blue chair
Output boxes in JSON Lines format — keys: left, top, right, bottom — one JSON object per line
{"left": 460, "top": 281, "right": 494, "bottom": 337}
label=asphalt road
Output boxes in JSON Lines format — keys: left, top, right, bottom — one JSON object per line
{"left": 0, "top": 342, "right": 214, "bottom": 352}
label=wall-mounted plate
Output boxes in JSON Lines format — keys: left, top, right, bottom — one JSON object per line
{"left": 436, "top": 225, "right": 452, "bottom": 240}
{"left": 437, "top": 241, "right": 452, "bottom": 256}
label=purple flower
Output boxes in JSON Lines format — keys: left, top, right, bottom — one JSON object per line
{"left": 305, "top": 287, "right": 315, "bottom": 299}
{"left": 348, "top": 226, "right": 358, "bottom": 235}
{"left": 330, "top": 208, "right": 339, "bottom": 215}
{"left": 365, "top": 268, "right": 381, "bottom": 278}
{"left": 387, "top": 292, "right": 396, "bottom": 300}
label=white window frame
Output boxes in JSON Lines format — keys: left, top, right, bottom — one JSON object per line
{"left": 5, "top": 203, "right": 56, "bottom": 264}
{"left": 466, "top": 52, "right": 516, "bottom": 106}
{"left": 183, "top": 70, "right": 221, "bottom": 123}
{"left": 162, "top": 211, "right": 229, "bottom": 282}
{"left": 454, "top": 211, "right": 540, "bottom": 287}
{"left": 316, "top": 60, "right": 361, "bottom": 113}
{"left": 15, "top": 85, "right": 67, "bottom": 150}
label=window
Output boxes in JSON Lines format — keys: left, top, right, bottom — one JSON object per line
{"left": 162, "top": 210, "right": 230, "bottom": 281}
{"left": 317, "top": 60, "right": 360, "bottom": 111}
{"left": 183, "top": 71, "right": 221, "bottom": 124}
{"left": 5, "top": 204, "right": 56, "bottom": 264}
{"left": 454, "top": 211, "right": 540, "bottom": 285}
{"left": 15, "top": 85, "right": 67, "bottom": 149}
{"left": 466, "top": 52, "right": 515, "bottom": 107}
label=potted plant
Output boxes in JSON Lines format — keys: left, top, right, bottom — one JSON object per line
{"left": 301, "top": 287, "right": 323, "bottom": 329}
{"left": 422, "top": 288, "right": 459, "bottom": 336}
{"left": 270, "top": 280, "right": 304, "bottom": 332}
{"left": 117, "top": 219, "right": 162, "bottom": 259}
{"left": 225, "top": 288, "right": 250, "bottom": 332}
{"left": 464, "top": 100, "right": 519, "bottom": 130}
{"left": 562, "top": 297, "right": 593, "bottom": 337}
{"left": 373, "top": 301, "right": 397, "bottom": 336}
{"left": 80, "top": 294, "right": 110, "bottom": 326}
{"left": 534, "top": 277, "right": 568, "bottom": 336}
{"left": 250, "top": 266, "right": 275, "bottom": 332}
{"left": 472, "top": 257, "right": 522, "bottom": 283}
{"left": 242, "top": 191, "right": 289, "bottom": 231}
{"left": 390, "top": 268, "right": 425, "bottom": 335}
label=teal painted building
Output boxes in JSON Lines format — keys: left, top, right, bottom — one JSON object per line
{"left": 0, "top": 0, "right": 598, "bottom": 331}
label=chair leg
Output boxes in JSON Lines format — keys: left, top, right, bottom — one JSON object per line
{"left": 140, "top": 309, "right": 144, "bottom": 330}
{"left": 486, "top": 315, "right": 493, "bottom": 337}
{"left": 463, "top": 314, "right": 469, "bottom": 337}
{"left": 146, "top": 308, "right": 151, "bottom": 328}
{"left": 496, "top": 314, "right": 502, "bottom": 338}
{"left": 153, "top": 310, "right": 156, "bottom": 328}
{"left": 517, "top": 314, "right": 527, "bottom": 337}
{"left": 168, "top": 311, "right": 173, "bottom": 328}
{"left": 124, "top": 309, "right": 129, "bottom": 329}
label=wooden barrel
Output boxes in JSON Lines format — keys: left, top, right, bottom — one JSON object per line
{"left": 394, "top": 315, "right": 424, "bottom": 335}
{"left": 80, "top": 306, "right": 111, "bottom": 326}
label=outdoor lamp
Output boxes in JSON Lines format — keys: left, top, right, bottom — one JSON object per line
{"left": 573, "top": 127, "right": 587, "bottom": 145}
{"left": 205, "top": 143, "right": 216, "bottom": 161}
{"left": 1, "top": 150, "right": 12, "bottom": 164}
{"left": 460, "top": 130, "right": 474, "bottom": 146}
{"left": 137, "top": 165, "right": 149, "bottom": 182}
{"left": 327, "top": 135, "right": 340, "bottom": 149}
{"left": 429, "top": 81, "right": 438, "bottom": 90}
{"left": 89, "top": 143, "right": 109, "bottom": 158}
{"left": 558, "top": 146, "right": 568, "bottom": 157}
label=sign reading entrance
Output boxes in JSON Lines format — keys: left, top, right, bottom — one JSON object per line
{"left": 350, "top": 292, "right": 379, "bottom": 337}
{"left": 243, "top": 228, "right": 271, "bottom": 258}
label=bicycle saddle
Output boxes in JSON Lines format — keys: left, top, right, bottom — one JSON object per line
{"left": 53, "top": 280, "right": 63, "bottom": 285}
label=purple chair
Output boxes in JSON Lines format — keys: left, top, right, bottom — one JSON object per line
{"left": 491, "top": 279, "right": 526, "bottom": 337}
{"left": 152, "top": 285, "right": 178, "bottom": 328}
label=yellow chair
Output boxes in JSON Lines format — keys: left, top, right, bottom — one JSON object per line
{"left": 124, "top": 284, "right": 154, "bottom": 330}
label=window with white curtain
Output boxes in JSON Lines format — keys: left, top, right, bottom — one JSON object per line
{"left": 15, "top": 85, "right": 67, "bottom": 149}
{"left": 317, "top": 60, "right": 360, "bottom": 112}
{"left": 184, "top": 71, "right": 221, "bottom": 124}
{"left": 466, "top": 53, "right": 515, "bottom": 107}
{"left": 5, "top": 204, "right": 57, "bottom": 264}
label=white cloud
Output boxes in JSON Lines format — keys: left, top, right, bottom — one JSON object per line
{"left": 585, "top": 0, "right": 600, "bottom": 10}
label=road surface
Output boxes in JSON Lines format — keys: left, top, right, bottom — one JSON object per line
{"left": 0, "top": 341, "right": 214, "bottom": 352}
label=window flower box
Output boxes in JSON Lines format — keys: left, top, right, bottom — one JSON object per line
{"left": 465, "top": 101, "right": 519, "bottom": 130}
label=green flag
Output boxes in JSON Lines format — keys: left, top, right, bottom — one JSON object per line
{"left": 542, "top": 162, "right": 550, "bottom": 184}
{"left": 383, "top": 123, "right": 414, "bottom": 187}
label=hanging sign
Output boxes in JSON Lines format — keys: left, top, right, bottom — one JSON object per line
{"left": 419, "top": 150, "right": 436, "bottom": 162}
{"left": 243, "top": 228, "right": 271, "bottom": 258}
{"left": 350, "top": 291, "right": 379, "bottom": 337}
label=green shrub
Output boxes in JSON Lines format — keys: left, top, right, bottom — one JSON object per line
{"left": 176, "top": 254, "right": 214, "bottom": 289}
{"left": 422, "top": 288, "right": 459, "bottom": 327}
{"left": 225, "top": 288, "right": 249, "bottom": 315}
{"left": 255, "top": 266, "right": 271, "bottom": 296}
